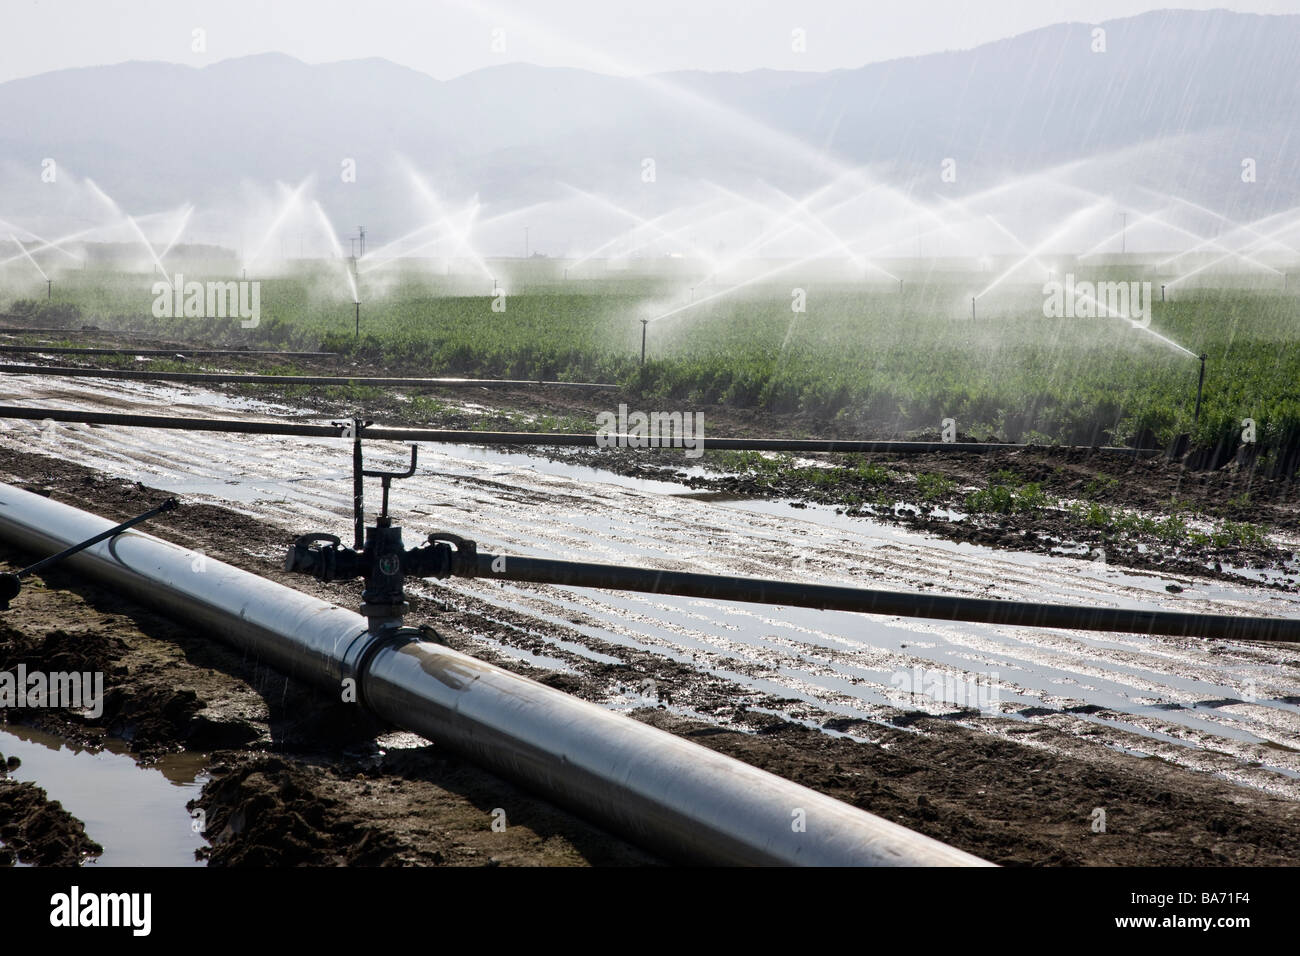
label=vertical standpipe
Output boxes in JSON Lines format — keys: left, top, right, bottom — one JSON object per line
{"left": 351, "top": 417, "right": 364, "bottom": 550}
{"left": 0, "top": 482, "right": 987, "bottom": 867}
{"left": 1194, "top": 353, "right": 1207, "bottom": 427}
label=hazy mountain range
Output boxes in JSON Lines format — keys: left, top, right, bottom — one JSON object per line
{"left": 1, "top": 8, "right": 1297, "bottom": 253}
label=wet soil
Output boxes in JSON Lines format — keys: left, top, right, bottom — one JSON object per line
{"left": 0, "top": 753, "right": 103, "bottom": 866}
{"left": 2, "top": 442, "right": 1299, "bottom": 866}
{"left": 663, "top": 446, "right": 1300, "bottom": 588}
{"left": 257, "top": 365, "right": 1300, "bottom": 588}
{"left": 2, "top": 330, "right": 1299, "bottom": 865}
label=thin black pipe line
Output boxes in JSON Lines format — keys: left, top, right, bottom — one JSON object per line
{"left": 465, "top": 552, "right": 1300, "bottom": 642}
{"left": 0, "top": 364, "right": 618, "bottom": 389}
{"left": 0, "top": 405, "right": 1150, "bottom": 454}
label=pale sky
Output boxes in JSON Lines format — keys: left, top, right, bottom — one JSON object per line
{"left": 1, "top": 1, "right": 1299, "bottom": 84}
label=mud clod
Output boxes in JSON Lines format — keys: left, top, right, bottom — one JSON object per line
{"left": 0, "top": 777, "right": 103, "bottom": 866}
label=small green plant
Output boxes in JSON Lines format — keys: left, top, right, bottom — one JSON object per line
{"left": 1016, "top": 482, "right": 1052, "bottom": 511}
{"left": 1211, "top": 521, "right": 1268, "bottom": 548}
{"left": 966, "top": 484, "right": 1013, "bottom": 514}
{"left": 1067, "top": 501, "right": 1113, "bottom": 528}
{"left": 966, "top": 477, "right": 1054, "bottom": 515}
{"left": 916, "top": 472, "right": 955, "bottom": 500}
{"left": 1155, "top": 513, "right": 1189, "bottom": 543}
{"left": 709, "top": 450, "right": 788, "bottom": 475}
{"left": 851, "top": 461, "right": 893, "bottom": 485}
{"left": 1083, "top": 475, "right": 1119, "bottom": 499}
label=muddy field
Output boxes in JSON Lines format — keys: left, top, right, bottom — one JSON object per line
{"left": 1, "top": 339, "right": 1299, "bottom": 866}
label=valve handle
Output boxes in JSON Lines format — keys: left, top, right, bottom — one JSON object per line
{"left": 362, "top": 444, "right": 418, "bottom": 480}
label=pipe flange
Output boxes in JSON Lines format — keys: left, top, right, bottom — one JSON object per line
{"left": 339, "top": 625, "right": 422, "bottom": 712}
{"left": 427, "top": 533, "right": 477, "bottom": 577}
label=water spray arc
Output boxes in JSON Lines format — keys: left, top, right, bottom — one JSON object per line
{"left": 156, "top": 204, "right": 195, "bottom": 262}
{"left": 643, "top": 209, "right": 932, "bottom": 330}
{"left": 84, "top": 178, "right": 171, "bottom": 280}
{"left": 355, "top": 221, "right": 443, "bottom": 272}
{"left": 1166, "top": 215, "right": 1300, "bottom": 290}
{"left": 308, "top": 200, "right": 361, "bottom": 335}
{"left": 1144, "top": 189, "right": 1300, "bottom": 263}
{"left": 564, "top": 185, "right": 722, "bottom": 270}
{"left": 404, "top": 166, "right": 494, "bottom": 282}
{"left": 9, "top": 234, "right": 50, "bottom": 285}
{"left": 973, "top": 204, "right": 1103, "bottom": 302}
{"left": 0, "top": 219, "right": 85, "bottom": 267}
{"left": 242, "top": 179, "right": 311, "bottom": 275}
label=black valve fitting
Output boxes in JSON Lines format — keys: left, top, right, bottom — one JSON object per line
{"left": 284, "top": 427, "right": 481, "bottom": 629}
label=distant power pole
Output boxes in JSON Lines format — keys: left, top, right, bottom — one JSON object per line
{"left": 359, "top": 226, "right": 366, "bottom": 258}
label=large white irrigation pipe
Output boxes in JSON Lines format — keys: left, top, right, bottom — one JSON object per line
{"left": 0, "top": 483, "right": 987, "bottom": 866}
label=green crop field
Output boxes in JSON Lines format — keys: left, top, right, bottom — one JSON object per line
{"left": 5, "top": 262, "right": 1299, "bottom": 463}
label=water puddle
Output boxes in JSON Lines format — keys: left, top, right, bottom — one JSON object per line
{"left": 0, "top": 724, "right": 208, "bottom": 866}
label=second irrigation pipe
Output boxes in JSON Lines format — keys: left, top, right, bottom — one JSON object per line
{"left": 0, "top": 345, "right": 336, "bottom": 358}
{"left": 0, "top": 363, "right": 617, "bottom": 390}
{"left": 0, "top": 406, "right": 1145, "bottom": 455}
{"left": 456, "top": 551, "right": 1300, "bottom": 642}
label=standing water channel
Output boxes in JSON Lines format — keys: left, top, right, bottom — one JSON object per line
{"left": 0, "top": 723, "right": 207, "bottom": 866}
